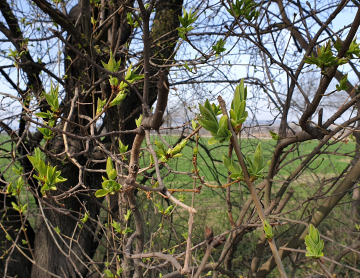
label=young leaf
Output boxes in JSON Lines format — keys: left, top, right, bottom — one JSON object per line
{"left": 101, "top": 51, "right": 121, "bottom": 72}
{"left": 269, "top": 130, "right": 280, "bottom": 140}
{"left": 96, "top": 98, "right": 107, "bottom": 115}
{"left": 305, "top": 224, "right": 324, "bottom": 259}
{"left": 95, "top": 189, "right": 110, "bottom": 198}
{"left": 110, "top": 92, "right": 127, "bottom": 107}
{"left": 336, "top": 73, "right": 349, "bottom": 91}
{"left": 263, "top": 220, "right": 274, "bottom": 239}
{"left": 135, "top": 114, "right": 143, "bottom": 127}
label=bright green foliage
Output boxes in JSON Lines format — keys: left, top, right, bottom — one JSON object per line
{"left": 95, "top": 157, "right": 121, "bottom": 198}
{"left": 336, "top": 73, "right": 349, "bottom": 91}
{"left": 212, "top": 38, "right": 226, "bottom": 56}
{"left": 118, "top": 139, "right": 128, "bottom": 160}
{"left": 304, "top": 41, "right": 348, "bottom": 72}
{"left": 211, "top": 103, "right": 222, "bottom": 116}
{"left": 191, "top": 119, "right": 198, "bottom": 130}
{"left": 334, "top": 38, "right": 360, "bottom": 59}
{"left": 37, "top": 127, "right": 53, "bottom": 140}
{"left": 269, "top": 130, "right": 280, "bottom": 140}
{"left": 223, "top": 155, "right": 243, "bottom": 180}
{"left": 101, "top": 51, "right": 121, "bottom": 72}
{"left": 154, "top": 139, "right": 187, "bottom": 162}
{"left": 124, "top": 209, "right": 131, "bottom": 221}
{"left": 96, "top": 98, "right": 107, "bottom": 115}
{"left": 6, "top": 177, "right": 25, "bottom": 196}
{"left": 154, "top": 203, "right": 173, "bottom": 216}
{"left": 80, "top": 212, "right": 89, "bottom": 224}
{"left": 109, "top": 75, "right": 118, "bottom": 86}
{"left": 263, "top": 220, "right": 274, "bottom": 239}
{"left": 111, "top": 220, "right": 122, "bottom": 234}
{"left": 103, "top": 269, "right": 114, "bottom": 278}
{"left": 127, "top": 12, "right": 138, "bottom": 28}
{"left": 227, "top": 0, "right": 260, "bottom": 21}
{"left": 171, "top": 139, "right": 187, "bottom": 157}
{"left": 208, "top": 115, "right": 231, "bottom": 145}
{"left": 198, "top": 100, "right": 231, "bottom": 145}
{"left": 11, "top": 202, "right": 27, "bottom": 214}
{"left": 109, "top": 91, "right": 127, "bottom": 107}
{"left": 246, "top": 143, "right": 269, "bottom": 180}
{"left": 135, "top": 114, "right": 143, "bottom": 127}
{"left": 35, "top": 82, "right": 61, "bottom": 140}
{"left": 125, "top": 63, "right": 144, "bottom": 84}
{"left": 183, "top": 61, "right": 194, "bottom": 73}
{"left": 27, "top": 148, "right": 67, "bottom": 194}
{"left": 35, "top": 111, "right": 53, "bottom": 119}
{"left": 230, "top": 79, "right": 248, "bottom": 133}
{"left": 42, "top": 82, "right": 60, "bottom": 112}
{"left": 177, "top": 8, "right": 198, "bottom": 39}
{"left": 305, "top": 224, "right": 324, "bottom": 259}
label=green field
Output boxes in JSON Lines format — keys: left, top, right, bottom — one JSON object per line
{"left": 1, "top": 134, "right": 357, "bottom": 276}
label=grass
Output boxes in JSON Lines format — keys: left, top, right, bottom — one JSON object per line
{"left": 1, "top": 134, "right": 358, "bottom": 276}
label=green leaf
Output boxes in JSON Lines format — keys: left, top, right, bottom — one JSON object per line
{"left": 81, "top": 212, "right": 89, "bottom": 223}
{"left": 336, "top": 73, "right": 349, "bottom": 91}
{"left": 305, "top": 224, "right": 324, "bottom": 259}
{"left": 135, "top": 114, "right": 143, "bottom": 127}
{"left": 35, "top": 111, "right": 52, "bottom": 118}
{"left": 253, "top": 143, "right": 264, "bottom": 172}
{"left": 263, "top": 220, "right": 274, "bottom": 239}
{"left": 118, "top": 139, "right": 128, "bottom": 154}
{"left": 101, "top": 51, "right": 121, "bottom": 72}
{"left": 223, "top": 155, "right": 242, "bottom": 179}
{"left": 111, "top": 220, "right": 122, "bottom": 234}
{"left": 269, "top": 130, "right": 280, "bottom": 140}
{"left": 191, "top": 119, "right": 198, "bottom": 130}
{"left": 227, "top": 0, "right": 260, "bottom": 21}
{"left": 110, "top": 92, "right": 127, "bottom": 107}
{"left": 95, "top": 189, "right": 110, "bottom": 198}
{"left": 124, "top": 209, "right": 131, "bottom": 221}
{"left": 154, "top": 203, "right": 164, "bottom": 213}
{"left": 37, "top": 127, "right": 53, "bottom": 140}
{"left": 11, "top": 202, "right": 20, "bottom": 212}
{"left": 96, "top": 98, "right": 107, "bottom": 115}
{"left": 164, "top": 205, "right": 174, "bottom": 215}
{"left": 125, "top": 64, "right": 144, "bottom": 83}
{"left": 212, "top": 38, "right": 226, "bottom": 55}
{"left": 106, "top": 157, "right": 115, "bottom": 178}
{"left": 198, "top": 118, "right": 218, "bottom": 135}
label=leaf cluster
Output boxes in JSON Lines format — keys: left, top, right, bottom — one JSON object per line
{"left": 27, "top": 148, "right": 67, "bottom": 194}
{"left": 198, "top": 100, "right": 231, "bottom": 145}
{"left": 304, "top": 41, "right": 348, "bottom": 72}
{"left": 227, "top": 0, "right": 260, "bottom": 21}
{"left": 35, "top": 82, "right": 61, "bottom": 140}
{"left": 177, "top": 8, "right": 198, "bottom": 39}
{"left": 305, "top": 224, "right": 324, "bottom": 259}
{"left": 6, "top": 177, "right": 25, "bottom": 196}
{"left": 246, "top": 143, "right": 269, "bottom": 181}
{"left": 263, "top": 220, "right": 274, "bottom": 239}
{"left": 95, "top": 157, "right": 122, "bottom": 198}
{"left": 154, "top": 139, "right": 187, "bottom": 163}
{"left": 212, "top": 39, "right": 226, "bottom": 56}
{"left": 154, "top": 203, "right": 173, "bottom": 216}
{"left": 230, "top": 79, "right": 248, "bottom": 133}
{"left": 334, "top": 38, "right": 360, "bottom": 59}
